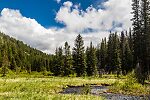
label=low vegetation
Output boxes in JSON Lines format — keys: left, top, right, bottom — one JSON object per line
{"left": 0, "top": 73, "right": 149, "bottom": 99}
{"left": 0, "top": 75, "right": 106, "bottom": 99}
{"left": 109, "top": 73, "right": 150, "bottom": 95}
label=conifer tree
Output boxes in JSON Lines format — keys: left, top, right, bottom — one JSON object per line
{"left": 124, "top": 40, "right": 133, "bottom": 73}
{"left": 107, "top": 34, "right": 114, "bottom": 69}
{"left": 120, "top": 31, "right": 126, "bottom": 75}
{"left": 99, "top": 38, "right": 107, "bottom": 69}
{"left": 140, "top": 0, "right": 150, "bottom": 81}
{"left": 86, "top": 42, "right": 98, "bottom": 76}
{"left": 113, "top": 33, "right": 121, "bottom": 77}
{"left": 72, "top": 34, "right": 86, "bottom": 76}
{"left": 52, "top": 47, "right": 64, "bottom": 76}
{"left": 64, "top": 42, "right": 73, "bottom": 76}
{"left": 128, "top": 28, "right": 133, "bottom": 52}
{"left": 107, "top": 33, "right": 121, "bottom": 75}
{"left": 132, "top": 0, "right": 144, "bottom": 83}
{"left": 96, "top": 44, "right": 101, "bottom": 72}
{"left": 132, "top": 0, "right": 142, "bottom": 64}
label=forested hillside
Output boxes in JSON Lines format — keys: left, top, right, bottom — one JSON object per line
{"left": 0, "top": 32, "right": 52, "bottom": 74}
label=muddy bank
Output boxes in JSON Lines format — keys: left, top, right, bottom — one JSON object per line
{"left": 60, "top": 85, "right": 150, "bottom": 100}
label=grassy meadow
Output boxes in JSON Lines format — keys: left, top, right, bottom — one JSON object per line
{"left": 0, "top": 72, "right": 149, "bottom": 100}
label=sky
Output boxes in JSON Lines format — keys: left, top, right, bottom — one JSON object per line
{"left": 0, "top": 0, "right": 133, "bottom": 53}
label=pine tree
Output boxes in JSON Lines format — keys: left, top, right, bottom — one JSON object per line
{"left": 113, "top": 33, "right": 121, "bottom": 77}
{"left": 132, "top": 0, "right": 144, "bottom": 83}
{"left": 124, "top": 40, "right": 133, "bottom": 73}
{"left": 100, "top": 39, "right": 107, "bottom": 69}
{"left": 64, "top": 42, "right": 73, "bottom": 76}
{"left": 107, "top": 33, "right": 121, "bottom": 75}
{"left": 107, "top": 34, "right": 114, "bottom": 68}
{"left": 132, "top": 0, "right": 142, "bottom": 62}
{"left": 96, "top": 44, "right": 101, "bottom": 72}
{"left": 140, "top": 0, "right": 150, "bottom": 82}
{"left": 72, "top": 34, "right": 86, "bottom": 77}
{"left": 52, "top": 47, "right": 64, "bottom": 76}
{"left": 86, "top": 42, "right": 98, "bottom": 76}
{"left": 120, "top": 31, "right": 126, "bottom": 75}
{"left": 126, "top": 30, "right": 134, "bottom": 73}
{"left": 128, "top": 28, "right": 133, "bottom": 52}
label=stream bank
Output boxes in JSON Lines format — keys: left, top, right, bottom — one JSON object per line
{"left": 60, "top": 85, "right": 150, "bottom": 100}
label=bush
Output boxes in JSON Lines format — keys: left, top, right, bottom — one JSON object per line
{"left": 0, "top": 67, "right": 15, "bottom": 77}
{"left": 110, "top": 72, "right": 149, "bottom": 95}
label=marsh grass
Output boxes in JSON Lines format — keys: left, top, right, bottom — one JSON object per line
{"left": 0, "top": 72, "right": 149, "bottom": 99}
{"left": 0, "top": 93, "right": 104, "bottom": 100}
{"left": 109, "top": 73, "right": 150, "bottom": 95}
{"left": 0, "top": 74, "right": 109, "bottom": 100}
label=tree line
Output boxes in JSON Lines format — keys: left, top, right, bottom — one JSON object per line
{"left": 0, "top": 0, "right": 149, "bottom": 84}
{"left": 0, "top": 29, "right": 134, "bottom": 78}
{"left": 51, "top": 31, "right": 134, "bottom": 77}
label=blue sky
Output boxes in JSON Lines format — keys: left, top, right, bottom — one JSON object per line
{"left": 0, "top": 0, "right": 132, "bottom": 53}
{"left": 0, "top": 0, "right": 106, "bottom": 28}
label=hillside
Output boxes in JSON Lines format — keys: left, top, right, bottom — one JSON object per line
{"left": 0, "top": 32, "right": 52, "bottom": 73}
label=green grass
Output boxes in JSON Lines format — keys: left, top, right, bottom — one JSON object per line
{"left": 0, "top": 93, "right": 104, "bottom": 100}
{"left": 109, "top": 73, "right": 150, "bottom": 95}
{"left": 0, "top": 73, "right": 149, "bottom": 99}
{"left": 0, "top": 75, "right": 109, "bottom": 100}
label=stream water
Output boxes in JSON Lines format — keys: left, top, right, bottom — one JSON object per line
{"left": 60, "top": 85, "right": 150, "bottom": 100}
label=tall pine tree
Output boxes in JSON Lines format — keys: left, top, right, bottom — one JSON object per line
{"left": 100, "top": 38, "right": 107, "bottom": 70}
{"left": 73, "top": 34, "right": 86, "bottom": 77}
{"left": 63, "top": 42, "right": 73, "bottom": 76}
{"left": 120, "top": 31, "right": 126, "bottom": 75}
{"left": 140, "top": 0, "right": 150, "bottom": 82}
{"left": 86, "top": 42, "right": 98, "bottom": 76}
{"left": 107, "top": 33, "right": 121, "bottom": 75}
{"left": 52, "top": 47, "right": 64, "bottom": 76}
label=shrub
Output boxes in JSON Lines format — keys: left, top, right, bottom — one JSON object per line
{"left": 110, "top": 72, "right": 149, "bottom": 95}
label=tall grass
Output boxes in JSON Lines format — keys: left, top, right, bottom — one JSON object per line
{"left": 109, "top": 73, "right": 150, "bottom": 95}
{"left": 0, "top": 75, "right": 108, "bottom": 100}
{"left": 0, "top": 72, "right": 149, "bottom": 99}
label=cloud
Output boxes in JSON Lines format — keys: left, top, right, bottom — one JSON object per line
{"left": 56, "top": 0, "right": 132, "bottom": 32}
{"left": 0, "top": 0, "right": 133, "bottom": 54}
{"left": 0, "top": 8, "right": 55, "bottom": 53}
{"left": 55, "top": 0, "right": 61, "bottom": 4}
{"left": 63, "top": 1, "right": 73, "bottom": 7}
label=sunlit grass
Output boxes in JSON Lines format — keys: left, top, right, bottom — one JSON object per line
{"left": 109, "top": 73, "right": 150, "bottom": 95}
{"left": 0, "top": 75, "right": 111, "bottom": 100}
{"left": 0, "top": 93, "right": 105, "bottom": 100}
{"left": 0, "top": 73, "right": 149, "bottom": 99}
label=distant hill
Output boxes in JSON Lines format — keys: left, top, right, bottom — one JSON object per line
{"left": 0, "top": 32, "right": 52, "bottom": 73}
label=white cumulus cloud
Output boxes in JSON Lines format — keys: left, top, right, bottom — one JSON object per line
{"left": 0, "top": 8, "right": 55, "bottom": 53}
{"left": 0, "top": 0, "right": 133, "bottom": 54}
{"left": 56, "top": 0, "right": 132, "bottom": 32}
